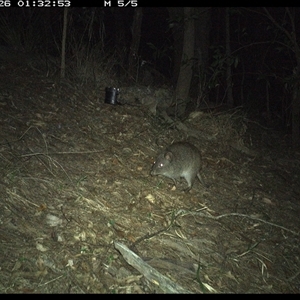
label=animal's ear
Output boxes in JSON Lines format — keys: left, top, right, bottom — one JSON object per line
{"left": 164, "top": 151, "right": 173, "bottom": 161}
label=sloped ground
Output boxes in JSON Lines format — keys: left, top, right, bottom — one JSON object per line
{"left": 0, "top": 56, "right": 299, "bottom": 294}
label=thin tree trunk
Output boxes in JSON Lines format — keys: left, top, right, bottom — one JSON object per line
{"left": 128, "top": 7, "right": 143, "bottom": 82}
{"left": 167, "top": 8, "right": 184, "bottom": 85}
{"left": 175, "top": 7, "right": 195, "bottom": 116}
{"left": 225, "top": 7, "right": 233, "bottom": 107}
{"left": 292, "top": 76, "right": 300, "bottom": 147}
{"left": 194, "top": 7, "right": 211, "bottom": 104}
{"left": 60, "top": 7, "right": 68, "bottom": 79}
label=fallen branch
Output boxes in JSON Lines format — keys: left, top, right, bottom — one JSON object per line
{"left": 114, "top": 241, "right": 192, "bottom": 294}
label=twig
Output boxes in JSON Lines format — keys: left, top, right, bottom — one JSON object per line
{"left": 175, "top": 210, "right": 299, "bottom": 236}
{"left": 130, "top": 211, "right": 178, "bottom": 249}
{"left": 39, "top": 274, "right": 64, "bottom": 286}
{"left": 20, "top": 150, "right": 102, "bottom": 157}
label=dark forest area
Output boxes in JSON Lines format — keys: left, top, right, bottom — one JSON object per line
{"left": 0, "top": 7, "right": 300, "bottom": 294}
{"left": 0, "top": 7, "right": 299, "bottom": 142}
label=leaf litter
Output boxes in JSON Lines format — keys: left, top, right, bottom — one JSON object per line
{"left": 0, "top": 58, "right": 299, "bottom": 294}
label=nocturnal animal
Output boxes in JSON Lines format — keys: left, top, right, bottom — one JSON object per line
{"left": 150, "top": 141, "right": 206, "bottom": 191}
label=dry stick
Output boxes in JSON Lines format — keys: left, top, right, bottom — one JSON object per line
{"left": 7, "top": 190, "right": 40, "bottom": 208}
{"left": 176, "top": 210, "right": 299, "bottom": 236}
{"left": 3, "top": 125, "right": 36, "bottom": 143}
{"left": 130, "top": 210, "right": 179, "bottom": 248}
{"left": 12, "top": 126, "right": 101, "bottom": 183}
{"left": 3, "top": 126, "right": 102, "bottom": 156}
{"left": 20, "top": 150, "right": 102, "bottom": 157}
{"left": 114, "top": 242, "right": 192, "bottom": 294}
{"left": 20, "top": 151, "right": 102, "bottom": 185}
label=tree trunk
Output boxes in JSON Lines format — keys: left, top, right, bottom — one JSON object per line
{"left": 113, "top": 8, "right": 128, "bottom": 66}
{"left": 195, "top": 8, "right": 211, "bottom": 72}
{"left": 128, "top": 7, "right": 143, "bottom": 82}
{"left": 225, "top": 7, "right": 234, "bottom": 107}
{"left": 174, "top": 7, "right": 195, "bottom": 117}
{"left": 193, "top": 7, "right": 211, "bottom": 103}
{"left": 167, "top": 8, "right": 184, "bottom": 86}
{"left": 292, "top": 75, "right": 300, "bottom": 147}
{"left": 60, "top": 7, "right": 68, "bottom": 79}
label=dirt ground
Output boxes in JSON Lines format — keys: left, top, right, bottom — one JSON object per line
{"left": 0, "top": 55, "right": 300, "bottom": 294}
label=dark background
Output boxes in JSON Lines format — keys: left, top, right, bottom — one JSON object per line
{"left": 0, "top": 6, "right": 299, "bottom": 132}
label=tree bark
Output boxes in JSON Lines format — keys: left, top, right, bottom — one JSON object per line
{"left": 292, "top": 79, "right": 300, "bottom": 147}
{"left": 174, "top": 7, "right": 195, "bottom": 117}
{"left": 60, "top": 7, "right": 68, "bottom": 79}
{"left": 193, "top": 7, "right": 211, "bottom": 103}
{"left": 128, "top": 7, "right": 143, "bottom": 82}
{"left": 167, "top": 8, "right": 184, "bottom": 86}
{"left": 113, "top": 8, "right": 128, "bottom": 66}
{"left": 225, "top": 7, "right": 234, "bottom": 107}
